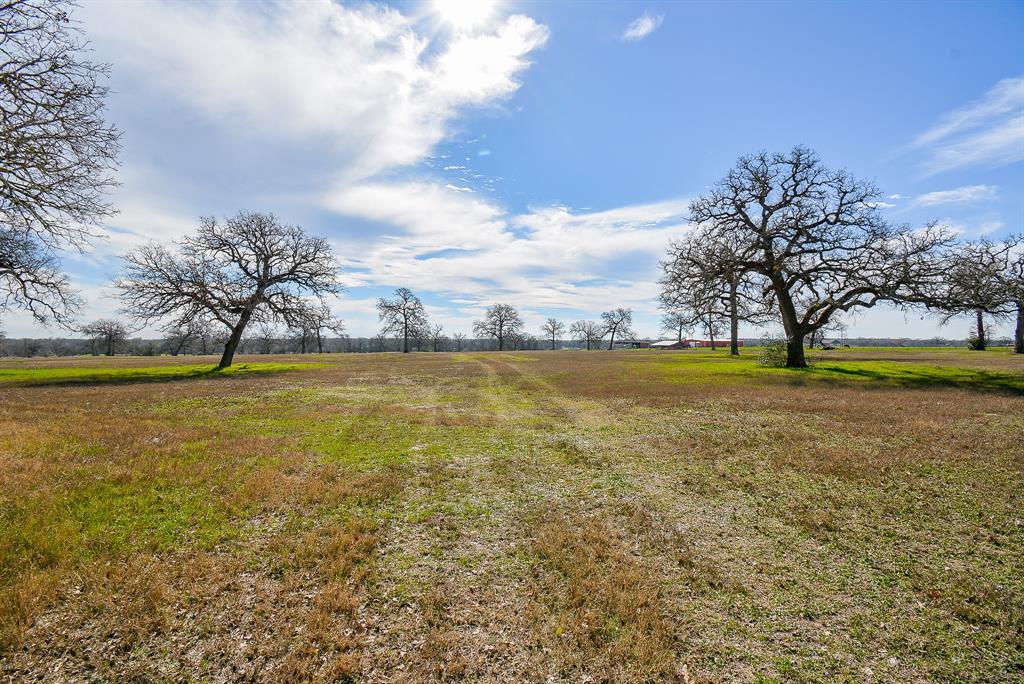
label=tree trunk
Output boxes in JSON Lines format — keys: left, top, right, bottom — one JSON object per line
{"left": 316, "top": 330, "right": 323, "bottom": 354}
{"left": 1015, "top": 302, "right": 1023, "bottom": 354}
{"left": 773, "top": 284, "right": 807, "bottom": 368}
{"left": 729, "top": 278, "right": 739, "bottom": 356}
{"left": 218, "top": 312, "right": 252, "bottom": 369}
{"left": 786, "top": 335, "right": 807, "bottom": 368}
{"left": 607, "top": 330, "right": 615, "bottom": 351}
{"left": 708, "top": 326, "right": 715, "bottom": 351}
{"left": 974, "top": 309, "right": 987, "bottom": 350}
{"left": 550, "top": 336, "right": 556, "bottom": 350}
{"left": 676, "top": 324, "right": 683, "bottom": 343}
{"left": 402, "top": 319, "right": 409, "bottom": 353}
{"left": 106, "top": 335, "right": 114, "bottom": 356}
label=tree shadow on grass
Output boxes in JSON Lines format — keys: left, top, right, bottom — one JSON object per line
{"left": 0, "top": 363, "right": 309, "bottom": 388}
{"left": 796, "top": 363, "right": 1024, "bottom": 397}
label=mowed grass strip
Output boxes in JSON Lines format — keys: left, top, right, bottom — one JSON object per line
{"left": 0, "top": 361, "right": 317, "bottom": 386}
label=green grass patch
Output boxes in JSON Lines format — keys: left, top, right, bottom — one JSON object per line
{"left": 0, "top": 362, "right": 317, "bottom": 387}
{"left": 632, "top": 351, "right": 1024, "bottom": 394}
{"left": 0, "top": 481, "right": 236, "bottom": 583}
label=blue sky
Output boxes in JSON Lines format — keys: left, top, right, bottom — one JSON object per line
{"left": 7, "top": 0, "right": 1023, "bottom": 340}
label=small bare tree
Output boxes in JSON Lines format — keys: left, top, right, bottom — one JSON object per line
{"left": 1, "top": 0, "right": 120, "bottom": 325}
{"left": 926, "top": 237, "right": 1020, "bottom": 351}
{"left": 660, "top": 229, "right": 774, "bottom": 355}
{"left": 600, "top": 308, "right": 635, "bottom": 350}
{"left": 473, "top": 303, "right": 523, "bottom": 351}
{"left": 115, "top": 211, "right": 341, "bottom": 368}
{"left": 428, "top": 323, "right": 446, "bottom": 352}
{"left": 687, "top": 146, "right": 951, "bottom": 366}
{"left": 290, "top": 303, "right": 345, "bottom": 353}
{"left": 1007, "top": 237, "right": 1024, "bottom": 354}
{"left": 451, "top": 332, "right": 467, "bottom": 352}
{"left": 377, "top": 287, "right": 426, "bottom": 353}
{"left": 569, "top": 319, "right": 604, "bottom": 350}
{"left": 660, "top": 311, "right": 693, "bottom": 343}
{"left": 162, "top": 317, "right": 219, "bottom": 355}
{"left": 81, "top": 318, "right": 128, "bottom": 356}
{"left": 540, "top": 317, "right": 565, "bottom": 350}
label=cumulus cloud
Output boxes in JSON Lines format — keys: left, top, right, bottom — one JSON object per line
{"left": 622, "top": 12, "right": 664, "bottom": 41}
{"left": 81, "top": 0, "right": 548, "bottom": 183}
{"left": 910, "top": 76, "right": 1024, "bottom": 175}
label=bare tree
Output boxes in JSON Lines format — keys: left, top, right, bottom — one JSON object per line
{"left": 1008, "top": 237, "right": 1024, "bottom": 354}
{"left": 290, "top": 303, "right": 345, "bottom": 353}
{"left": 687, "top": 147, "right": 951, "bottom": 367}
{"left": 540, "top": 317, "right": 565, "bottom": 350}
{"left": 660, "top": 229, "right": 774, "bottom": 355}
{"left": 451, "top": 332, "right": 467, "bottom": 352}
{"left": 115, "top": 211, "right": 341, "bottom": 368}
{"left": 569, "top": 319, "right": 604, "bottom": 351}
{"left": 927, "top": 237, "right": 1020, "bottom": 351}
{"left": 473, "top": 303, "right": 523, "bottom": 351}
{"left": 1, "top": 0, "right": 120, "bottom": 325}
{"left": 252, "top": 324, "right": 278, "bottom": 355}
{"left": 377, "top": 287, "right": 426, "bottom": 353}
{"left": 428, "top": 323, "right": 446, "bottom": 352}
{"left": 600, "top": 308, "right": 635, "bottom": 350}
{"left": 81, "top": 318, "right": 128, "bottom": 356}
{"left": 660, "top": 311, "right": 693, "bottom": 343}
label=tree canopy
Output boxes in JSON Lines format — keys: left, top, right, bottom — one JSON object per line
{"left": 115, "top": 211, "right": 340, "bottom": 368}
{"left": 1, "top": 0, "right": 120, "bottom": 325}
{"left": 683, "top": 146, "right": 952, "bottom": 366}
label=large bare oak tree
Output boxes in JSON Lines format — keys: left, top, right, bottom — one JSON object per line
{"left": 1, "top": 0, "right": 119, "bottom": 325}
{"left": 115, "top": 211, "right": 341, "bottom": 368}
{"left": 686, "top": 146, "right": 951, "bottom": 367}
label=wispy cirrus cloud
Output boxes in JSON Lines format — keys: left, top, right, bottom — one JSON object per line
{"left": 911, "top": 184, "right": 999, "bottom": 207}
{"left": 910, "top": 76, "right": 1024, "bottom": 175}
{"left": 622, "top": 12, "right": 664, "bottom": 42}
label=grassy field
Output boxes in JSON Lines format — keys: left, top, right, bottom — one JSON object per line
{"left": 0, "top": 348, "right": 1021, "bottom": 682}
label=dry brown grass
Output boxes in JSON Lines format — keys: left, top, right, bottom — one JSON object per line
{"left": 1, "top": 348, "right": 1022, "bottom": 681}
{"left": 527, "top": 510, "right": 683, "bottom": 681}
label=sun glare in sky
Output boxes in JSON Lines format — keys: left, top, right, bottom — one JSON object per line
{"left": 433, "top": 0, "right": 499, "bottom": 30}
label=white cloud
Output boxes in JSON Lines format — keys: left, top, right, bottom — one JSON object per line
{"left": 911, "top": 75, "right": 1024, "bottom": 175}
{"left": 81, "top": 0, "right": 548, "bottom": 183}
{"left": 326, "top": 180, "right": 689, "bottom": 322}
{"left": 622, "top": 12, "right": 664, "bottom": 42}
{"left": 912, "top": 184, "right": 999, "bottom": 207}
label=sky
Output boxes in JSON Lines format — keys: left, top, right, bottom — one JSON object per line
{"left": 5, "top": 0, "right": 1023, "bottom": 341}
